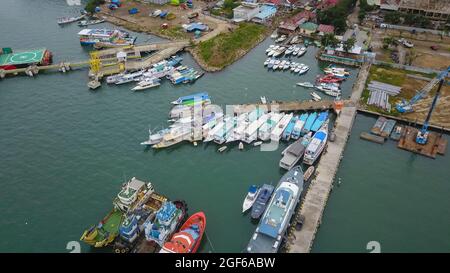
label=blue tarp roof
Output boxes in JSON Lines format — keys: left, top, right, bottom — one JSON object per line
{"left": 185, "top": 23, "right": 208, "bottom": 32}
{"left": 315, "top": 131, "right": 327, "bottom": 141}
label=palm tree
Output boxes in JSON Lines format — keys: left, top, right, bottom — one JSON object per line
{"left": 343, "top": 37, "right": 356, "bottom": 53}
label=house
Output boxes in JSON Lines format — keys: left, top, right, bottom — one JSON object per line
{"left": 252, "top": 4, "right": 277, "bottom": 24}
{"left": 317, "top": 24, "right": 335, "bottom": 35}
{"left": 299, "top": 22, "right": 318, "bottom": 35}
{"left": 278, "top": 10, "right": 316, "bottom": 34}
{"left": 233, "top": 2, "right": 260, "bottom": 22}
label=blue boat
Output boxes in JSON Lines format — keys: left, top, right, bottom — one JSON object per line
{"left": 282, "top": 115, "right": 297, "bottom": 141}
{"left": 310, "top": 111, "right": 329, "bottom": 132}
{"left": 167, "top": 56, "right": 183, "bottom": 67}
{"left": 291, "top": 113, "right": 308, "bottom": 140}
{"left": 171, "top": 92, "right": 209, "bottom": 105}
{"left": 301, "top": 112, "right": 317, "bottom": 136}
{"left": 246, "top": 166, "right": 304, "bottom": 253}
{"left": 250, "top": 184, "right": 275, "bottom": 220}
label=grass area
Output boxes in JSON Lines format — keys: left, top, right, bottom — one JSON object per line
{"left": 196, "top": 23, "right": 267, "bottom": 69}
{"left": 159, "top": 26, "right": 189, "bottom": 40}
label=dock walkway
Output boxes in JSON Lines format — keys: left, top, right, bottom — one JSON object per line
{"left": 287, "top": 63, "right": 370, "bottom": 253}
{"left": 232, "top": 100, "right": 350, "bottom": 114}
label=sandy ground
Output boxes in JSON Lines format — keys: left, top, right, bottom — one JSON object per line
{"left": 98, "top": 0, "right": 232, "bottom": 41}
{"left": 371, "top": 28, "right": 450, "bottom": 70}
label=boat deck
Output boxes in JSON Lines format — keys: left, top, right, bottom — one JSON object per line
{"left": 397, "top": 126, "right": 447, "bottom": 158}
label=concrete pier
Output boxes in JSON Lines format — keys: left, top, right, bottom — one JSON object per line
{"left": 287, "top": 63, "right": 370, "bottom": 253}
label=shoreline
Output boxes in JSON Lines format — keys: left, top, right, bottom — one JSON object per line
{"left": 100, "top": 11, "right": 272, "bottom": 73}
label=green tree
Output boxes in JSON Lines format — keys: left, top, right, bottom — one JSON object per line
{"left": 343, "top": 37, "right": 356, "bottom": 52}
{"left": 321, "top": 33, "right": 339, "bottom": 48}
{"left": 384, "top": 11, "right": 401, "bottom": 24}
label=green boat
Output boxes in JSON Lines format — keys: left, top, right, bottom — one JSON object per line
{"left": 80, "top": 209, "right": 124, "bottom": 248}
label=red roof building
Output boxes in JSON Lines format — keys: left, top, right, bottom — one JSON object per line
{"left": 317, "top": 24, "right": 335, "bottom": 34}
{"left": 278, "top": 10, "right": 317, "bottom": 33}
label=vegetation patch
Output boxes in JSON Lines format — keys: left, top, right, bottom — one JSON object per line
{"left": 196, "top": 23, "right": 267, "bottom": 69}
{"left": 159, "top": 26, "right": 189, "bottom": 40}
{"left": 85, "top": 0, "right": 105, "bottom": 13}
{"left": 317, "top": 0, "right": 357, "bottom": 34}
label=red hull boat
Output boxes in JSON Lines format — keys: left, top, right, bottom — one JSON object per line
{"left": 160, "top": 212, "right": 206, "bottom": 253}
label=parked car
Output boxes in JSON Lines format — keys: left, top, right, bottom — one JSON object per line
{"left": 430, "top": 45, "right": 440, "bottom": 51}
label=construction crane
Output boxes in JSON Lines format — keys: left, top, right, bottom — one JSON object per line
{"left": 396, "top": 66, "right": 450, "bottom": 113}
{"left": 415, "top": 69, "right": 449, "bottom": 145}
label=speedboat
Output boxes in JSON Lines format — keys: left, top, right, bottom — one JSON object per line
{"left": 141, "top": 128, "right": 170, "bottom": 146}
{"left": 310, "top": 92, "right": 322, "bottom": 101}
{"left": 132, "top": 78, "right": 161, "bottom": 91}
{"left": 296, "top": 82, "right": 314, "bottom": 88}
{"left": 242, "top": 185, "right": 260, "bottom": 213}
{"left": 297, "top": 47, "right": 307, "bottom": 57}
{"left": 250, "top": 184, "right": 274, "bottom": 220}
{"left": 298, "top": 64, "right": 309, "bottom": 75}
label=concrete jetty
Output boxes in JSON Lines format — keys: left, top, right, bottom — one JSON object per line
{"left": 232, "top": 100, "right": 350, "bottom": 114}
{"left": 287, "top": 63, "right": 370, "bottom": 253}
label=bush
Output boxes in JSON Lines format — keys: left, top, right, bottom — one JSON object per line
{"left": 85, "top": 0, "right": 105, "bottom": 14}
{"left": 317, "top": 0, "right": 357, "bottom": 34}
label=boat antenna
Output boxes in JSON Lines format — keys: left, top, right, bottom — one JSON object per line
{"left": 204, "top": 230, "right": 216, "bottom": 253}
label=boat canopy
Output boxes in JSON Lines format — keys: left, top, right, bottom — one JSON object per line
{"left": 248, "top": 185, "right": 258, "bottom": 193}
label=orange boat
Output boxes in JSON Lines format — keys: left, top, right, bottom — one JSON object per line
{"left": 159, "top": 212, "right": 206, "bottom": 253}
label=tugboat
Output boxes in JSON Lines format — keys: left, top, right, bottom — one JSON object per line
{"left": 160, "top": 212, "right": 206, "bottom": 253}
{"left": 113, "top": 191, "right": 168, "bottom": 253}
{"left": 80, "top": 208, "right": 124, "bottom": 248}
{"left": 142, "top": 200, "right": 187, "bottom": 250}
{"left": 246, "top": 166, "right": 304, "bottom": 253}
{"left": 113, "top": 177, "right": 154, "bottom": 213}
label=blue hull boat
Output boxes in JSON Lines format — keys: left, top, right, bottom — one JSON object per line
{"left": 301, "top": 112, "right": 317, "bottom": 136}
{"left": 310, "top": 111, "right": 329, "bottom": 132}
{"left": 282, "top": 116, "right": 297, "bottom": 141}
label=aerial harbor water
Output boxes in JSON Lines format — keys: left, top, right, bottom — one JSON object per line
{"left": 1, "top": 0, "right": 449, "bottom": 254}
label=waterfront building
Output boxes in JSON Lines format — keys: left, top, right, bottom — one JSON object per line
{"left": 299, "top": 22, "right": 318, "bottom": 35}
{"left": 233, "top": 2, "right": 261, "bottom": 22}
{"left": 251, "top": 4, "right": 277, "bottom": 24}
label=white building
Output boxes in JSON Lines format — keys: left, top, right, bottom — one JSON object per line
{"left": 233, "top": 3, "right": 260, "bottom": 22}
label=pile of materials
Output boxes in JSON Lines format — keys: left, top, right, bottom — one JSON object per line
{"left": 366, "top": 81, "right": 401, "bottom": 111}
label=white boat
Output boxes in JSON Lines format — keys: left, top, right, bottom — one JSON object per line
{"left": 310, "top": 92, "right": 322, "bottom": 101}
{"left": 226, "top": 113, "right": 250, "bottom": 143}
{"left": 275, "top": 35, "right": 287, "bottom": 43}
{"left": 273, "top": 60, "right": 281, "bottom": 70}
{"left": 315, "top": 84, "right": 341, "bottom": 97}
{"left": 115, "top": 70, "right": 145, "bottom": 85}
{"left": 242, "top": 113, "right": 270, "bottom": 144}
{"left": 78, "top": 19, "right": 105, "bottom": 27}
{"left": 297, "top": 82, "right": 314, "bottom": 88}
{"left": 297, "top": 47, "right": 307, "bottom": 57}
{"left": 141, "top": 128, "right": 170, "bottom": 145}
{"left": 213, "top": 117, "right": 235, "bottom": 144}
{"left": 239, "top": 142, "right": 244, "bottom": 150}
{"left": 270, "top": 113, "right": 293, "bottom": 142}
{"left": 132, "top": 78, "right": 161, "bottom": 91}
{"left": 242, "top": 185, "right": 260, "bottom": 213}
{"left": 283, "top": 62, "right": 290, "bottom": 70}
{"left": 303, "top": 120, "right": 329, "bottom": 165}
{"left": 263, "top": 58, "right": 270, "bottom": 66}
{"left": 290, "top": 35, "right": 299, "bottom": 44}
{"left": 292, "top": 46, "right": 300, "bottom": 56}
{"left": 273, "top": 47, "right": 285, "bottom": 58}
{"left": 298, "top": 65, "right": 310, "bottom": 75}
{"left": 152, "top": 10, "right": 162, "bottom": 17}
{"left": 285, "top": 46, "right": 294, "bottom": 55}
{"left": 253, "top": 141, "right": 263, "bottom": 147}
{"left": 218, "top": 146, "right": 227, "bottom": 153}
{"left": 265, "top": 45, "right": 275, "bottom": 53}
{"left": 258, "top": 113, "right": 283, "bottom": 141}
{"left": 106, "top": 73, "right": 124, "bottom": 84}
{"left": 57, "top": 14, "right": 86, "bottom": 25}
{"left": 270, "top": 32, "right": 278, "bottom": 39}
{"left": 260, "top": 96, "right": 267, "bottom": 104}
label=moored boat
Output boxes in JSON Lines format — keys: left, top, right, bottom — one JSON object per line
{"left": 279, "top": 138, "right": 306, "bottom": 170}
{"left": 243, "top": 185, "right": 260, "bottom": 213}
{"left": 80, "top": 208, "right": 124, "bottom": 248}
{"left": 132, "top": 77, "right": 161, "bottom": 91}
{"left": 303, "top": 120, "right": 329, "bottom": 165}
{"left": 310, "top": 111, "right": 329, "bottom": 132}
{"left": 301, "top": 112, "right": 317, "bottom": 136}
{"left": 246, "top": 166, "right": 304, "bottom": 253}
{"left": 160, "top": 212, "right": 206, "bottom": 253}
{"left": 250, "top": 184, "right": 275, "bottom": 220}
{"left": 114, "top": 177, "right": 154, "bottom": 213}
{"left": 291, "top": 113, "right": 308, "bottom": 140}
{"left": 296, "top": 82, "right": 314, "bottom": 88}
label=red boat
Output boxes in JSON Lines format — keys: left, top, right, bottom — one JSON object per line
{"left": 159, "top": 212, "right": 206, "bottom": 253}
{"left": 317, "top": 74, "right": 344, "bottom": 83}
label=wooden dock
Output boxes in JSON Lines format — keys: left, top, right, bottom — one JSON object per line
{"left": 232, "top": 100, "right": 350, "bottom": 114}
{"left": 397, "top": 126, "right": 447, "bottom": 158}
{"left": 286, "top": 63, "right": 371, "bottom": 253}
